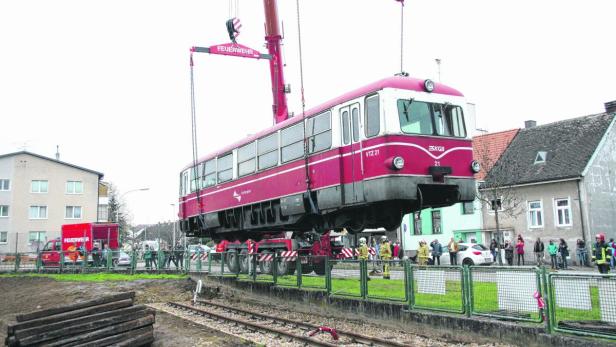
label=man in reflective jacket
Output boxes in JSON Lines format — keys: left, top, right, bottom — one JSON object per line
{"left": 592, "top": 233, "right": 612, "bottom": 274}
{"left": 380, "top": 236, "right": 392, "bottom": 279}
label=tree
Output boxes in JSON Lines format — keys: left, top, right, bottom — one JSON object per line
{"left": 474, "top": 138, "right": 524, "bottom": 244}
{"left": 107, "top": 183, "right": 130, "bottom": 243}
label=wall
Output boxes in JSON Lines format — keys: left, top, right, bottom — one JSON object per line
{"left": 0, "top": 156, "right": 15, "bottom": 252}
{"left": 581, "top": 116, "right": 616, "bottom": 242}
{"left": 9, "top": 153, "right": 100, "bottom": 252}
{"left": 481, "top": 180, "right": 584, "bottom": 263}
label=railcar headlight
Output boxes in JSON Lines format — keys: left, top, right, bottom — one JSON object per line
{"left": 393, "top": 156, "right": 405, "bottom": 170}
{"left": 471, "top": 160, "right": 481, "bottom": 173}
{"left": 424, "top": 79, "right": 435, "bottom": 92}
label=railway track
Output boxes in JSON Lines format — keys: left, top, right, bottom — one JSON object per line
{"left": 167, "top": 300, "right": 410, "bottom": 346}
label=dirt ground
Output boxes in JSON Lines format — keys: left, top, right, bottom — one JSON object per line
{"left": 0, "top": 277, "right": 250, "bottom": 346}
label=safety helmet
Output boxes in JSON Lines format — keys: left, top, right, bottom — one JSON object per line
{"left": 381, "top": 235, "right": 387, "bottom": 241}
{"left": 359, "top": 237, "right": 366, "bottom": 244}
{"left": 596, "top": 233, "right": 606, "bottom": 242}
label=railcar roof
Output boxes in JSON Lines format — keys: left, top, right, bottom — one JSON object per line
{"left": 183, "top": 76, "right": 464, "bottom": 170}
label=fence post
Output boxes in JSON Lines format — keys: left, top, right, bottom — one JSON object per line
{"left": 14, "top": 253, "right": 20, "bottom": 272}
{"left": 541, "top": 267, "right": 552, "bottom": 333}
{"left": 36, "top": 251, "right": 41, "bottom": 272}
{"left": 408, "top": 264, "right": 415, "bottom": 310}
{"left": 207, "top": 251, "right": 212, "bottom": 274}
{"left": 60, "top": 252, "right": 65, "bottom": 273}
{"left": 325, "top": 257, "right": 332, "bottom": 296}
{"left": 272, "top": 253, "right": 278, "bottom": 284}
{"left": 252, "top": 254, "right": 257, "bottom": 282}
{"left": 464, "top": 265, "right": 472, "bottom": 317}
{"left": 197, "top": 254, "right": 202, "bottom": 272}
{"left": 106, "top": 251, "right": 112, "bottom": 271}
{"left": 297, "top": 256, "right": 302, "bottom": 288}
{"left": 131, "top": 251, "right": 137, "bottom": 274}
{"left": 403, "top": 260, "right": 410, "bottom": 303}
{"left": 360, "top": 259, "right": 367, "bottom": 299}
{"left": 83, "top": 251, "right": 88, "bottom": 272}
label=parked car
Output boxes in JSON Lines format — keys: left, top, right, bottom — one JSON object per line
{"left": 116, "top": 251, "right": 132, "bottom": 267}
{"left": 457, "top": 243, "right": 493, "bottom": 265}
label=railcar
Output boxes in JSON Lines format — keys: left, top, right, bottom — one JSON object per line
{"left": 179, "top": 75, "right": 479, "bottom": 241}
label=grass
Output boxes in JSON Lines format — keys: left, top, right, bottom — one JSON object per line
{"left": 0, "top": 272, "right": 187, "bottom": 282}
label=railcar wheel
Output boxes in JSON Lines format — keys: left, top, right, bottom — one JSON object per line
{"left": 312, "top": 260, "right": 326, "bottom": 276}
{"left": 300, "top": 263, "right": 313, "bottom": 274}
{"left": 239, "top": 250, "right": 250, "bottom": 274}
{"left": 226, "top": 251, "right": 240, "bottom": 273}
{"left": 275, "top": 256, "right": 296, "bottom": 276}
{"left": 259, "top": 253, "right": 273, "bottom": 274}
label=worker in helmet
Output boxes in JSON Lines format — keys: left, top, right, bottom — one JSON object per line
{"left": 380, "top": 236, "right": 392, "bottom": 279}
{"left": 358, "top": 237, "right": 370, "bottom": 281}
{"left": 592, "top": 233, "right": 612, "bottom": 274}
{"left": 418, "top": 241, "right": 430, "bottom": 266}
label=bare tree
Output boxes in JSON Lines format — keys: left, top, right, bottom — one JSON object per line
{"left": 107, "top": 183, "right": 130, "bottom": 243}
{"left": 474, "top": 138, "right": 524, "bottom": 243}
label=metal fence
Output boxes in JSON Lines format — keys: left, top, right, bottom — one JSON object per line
{"left": 548, "top": 273, "right": 616, "bottom": 339}
{"left": 2, "top": 251, "right": 616, "bottom": 341}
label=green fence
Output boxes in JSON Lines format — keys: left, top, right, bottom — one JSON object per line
{"left": 3, "top": 251, "right": 616, "bottom": 341}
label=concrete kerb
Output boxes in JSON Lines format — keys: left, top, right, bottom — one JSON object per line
{"left": 192, "top": 273, "right": 614, "bottom": 347}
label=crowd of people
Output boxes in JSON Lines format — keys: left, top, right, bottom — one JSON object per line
{"left": 142, "top": 243, "right": 186, "bottom": 270}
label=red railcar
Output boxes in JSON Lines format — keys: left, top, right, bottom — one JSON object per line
{"left": 179, "top": 76, "right": 478, "bottom": 241}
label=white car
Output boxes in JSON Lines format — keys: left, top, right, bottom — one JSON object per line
{"left": 457, "top": 243, "right": 493, "bottom": 266}
{"left": 116, "top": 251, "right": 132, "bottom": 266}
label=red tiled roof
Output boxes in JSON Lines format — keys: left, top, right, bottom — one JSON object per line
{"left": 472, "top": 129, "right": 520, "bottom": 180}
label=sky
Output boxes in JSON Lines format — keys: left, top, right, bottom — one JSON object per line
{"left": 1, "top": 0, "right": 615, "bottom": 225}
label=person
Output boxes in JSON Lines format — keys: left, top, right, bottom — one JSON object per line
{"left": 558, "top": 238, "right": 569, "bottom": 269}
{"left": 504, "top": 241, "right": 514, "bottom": 266}
{"left": 357, "top": 237, "right": 371, "bottom": 281}
{"left": 144, "top": 245, "right": 153, "bottom": 270}
{"left": 489, "top": 239, "right": 499, "bottom": 263}
{"left": 150, "top": 245, "right": 158, "bottom": 269}
{"left": 515, "top": 235, "right": 525, "bottom": 266}
{"left": 418, "top": 241, "right": 430, "bottom": 266}
{"left": 176, "top": 242, "right": 185, "bottom": 270}
{"left": 380, "top": 236, "right": 392, "bottom": 279}
{"left": 609, "top": 238, "right": 616, "bottom": 269}
{"left": 91, "top": 243, "right": 101, "bottom": 268}
{"left": 548, "top": 240, "right": 558, "bottom": 270}
{"left": 592, "top": 233, "right": 612, "bottom": 274}
{"left": 393, "top": 241, "right": 400, "bottom": 265}
{"left": 576, "top": 239, "right": 588, "bottom": 267}
{"left": 101, "top": 244, "right": 109, "bottom": 268}
{"left": 447, "top": 237, "right": 459, "bottom": 265}
{"left": 430, "top": 239, "right": 443, "bottom": 266}
{"left": 533, "top": 238, "right": 545, "bottom": 266}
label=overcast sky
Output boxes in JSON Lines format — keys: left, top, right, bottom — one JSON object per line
{"left": 1, "top": 0, "right": 614, "bottom": 225}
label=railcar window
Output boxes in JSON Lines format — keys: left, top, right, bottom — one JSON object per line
{"left": 189, "top": 167, "right": 199, "bottom": 192}
{"left": 447, "top": 105, "right": 467, "bottom": 137}
{"left": 306, "top": 111, "right": 332, "bottom": 153}
{"left": 238, "top": 142, "right": 256, "bottom": 177}
{"left": 341, "top": 110, "right": 350, "bottom": 145}
{"left": 217, "top": 154, "right": 233, "bottom": 183}
{"left": 351, "top": 108, "right": 360, "bottom": 142}
{"left": 258, "top": 133, "right": 279, "bottom": 170}
{"left": 433, "top": 104, "right": 451, "bottom": 136}
{"left": 398, "top": 100, "right": 433, "bottom": 135}
{"left": 281, "top": 123, "right": 304, "bottom": 163}
{"left": 202, "top": 159, "right": 216, "bottom": 187}
{"left": 365, "top": 95, "right": 380, "bottom": 137}
{"left": 182, "top": 171, "right": 189, "bottom": 196}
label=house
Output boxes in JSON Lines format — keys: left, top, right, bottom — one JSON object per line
{"left": 481, "top": 102, "right": 616, "bottom": 264}
{"left": 0, "top": 151, "right": 103, "bottom": 253}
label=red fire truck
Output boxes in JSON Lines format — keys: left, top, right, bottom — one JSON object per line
{"left": 40, "top": 223, "right": 119, "bottom": 266}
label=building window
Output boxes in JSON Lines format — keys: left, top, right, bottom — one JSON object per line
{"left": 97, "top": 205, "right": 109, "bottom": 222}
{"left": 0, "top": 205, "right": 8, "bottom": 217}
{"left": 28, "top": 231, "right": 46, "bottom": 245}
{"left": 0, "top": 231, "right": 7, "bottom": 244}
{"left": 65, "top": 206, "right": 82, "bottom": 219}
{"left": 555, "top": 198, "right": 572, "bottom": 226}
{"left": 31, "top": 180, "right": 48, "bottom": 193}
{"left": 29, "top": 206, "right": 48, "bottom": 219}
{"left": 534, "top": 151, "right": 547, "bottom": 164}
{"left": 487, "top": 197, "right": 503, "bottom": 213}
{"left": 432, "top": 210, "right": 442, "bottom": 234}
{"left": 528, "top": 200, "right": 543, "bottom": 228}
{"left": 413, "top": 212, "right": 422, "bottom": 235}
{"left": 0, "top": 179, "right": 10, "bottom": 191}
{"left": 66, "top": 181, "right": 83, "bottom": 194}
{"left": 462, "top": 202, "right": 474, "bottom": 215}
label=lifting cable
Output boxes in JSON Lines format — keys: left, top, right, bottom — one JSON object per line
{"left": 189, "top": 52, "right": 205, "bottom": 228}
{"left": 397, "top": 0, "right": 406, "bottom": 74}
{"left": 296, "top": 0, "right": 317, "bottom": 215}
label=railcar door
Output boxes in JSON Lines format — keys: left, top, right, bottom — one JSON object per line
{"left": 340, "top": 103, "right": 365, "bottom": 204}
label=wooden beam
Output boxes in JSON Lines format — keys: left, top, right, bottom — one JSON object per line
{"left": 15, "top": 292, "right": 135, "bottom": 322}
{"left": 73, "top": 325, "right": 154, "bottom": 347}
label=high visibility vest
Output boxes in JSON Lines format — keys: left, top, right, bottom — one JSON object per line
{"left": 592, "top": 242, "right": 612, "bottom": 265}
{"left": 358, "top": 244, "right": 369, "bottom": 260}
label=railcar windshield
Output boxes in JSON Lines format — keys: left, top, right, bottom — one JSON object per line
{"left": 397, "top": 99, "right": 466, "bottom": 138}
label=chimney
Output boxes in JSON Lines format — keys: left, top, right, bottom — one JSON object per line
{"left": 605, "top": 100, "right": 616, "bottom": 114}
{"left": 55, "top": 145, "right": 60, "bottom": 160}
{"left": 524, "top": 120, "right": 537, "bottom": 129}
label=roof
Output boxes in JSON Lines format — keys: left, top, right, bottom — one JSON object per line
{"left": 184, "top": 75, "right": 464, "bottom": 169}
{"left": 0, "top": 151, "right": 104, "bottom": 178}
{"left": 485, "top": 113, "right": 615, "bottom": 187}
{"left": 472, "top": 129, "right": 520, "bottom": 180}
